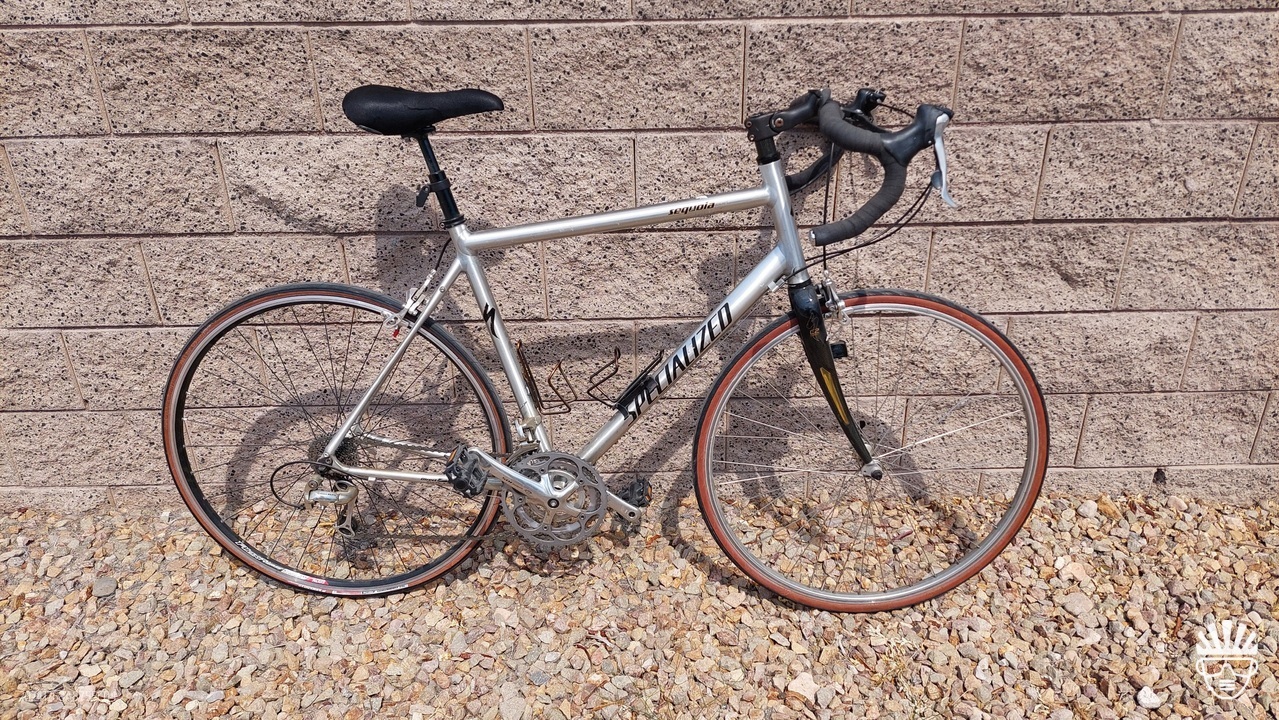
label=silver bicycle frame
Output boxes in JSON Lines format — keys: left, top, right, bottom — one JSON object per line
{"left": 325, "top": 159, "right": 810, "bottom": 509}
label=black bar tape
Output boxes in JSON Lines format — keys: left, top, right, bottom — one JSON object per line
{"left": 810, "top": 159, "right": 907, "bottom": 246}
{"left": 809, "top": 100, "right": 910, "bottom": 246}
{"left": 815, "top": 100, "right": 884, "bottom": 155}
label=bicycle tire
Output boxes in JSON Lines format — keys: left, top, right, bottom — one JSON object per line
{"left": 162, "top": 283, "right": 510, "bottom": 596}
{"left": 694, "top": 289, "right": 1048, "bottom": 612}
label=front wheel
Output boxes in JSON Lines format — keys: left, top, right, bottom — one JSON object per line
{"left": 694, "top": 289, "right": 1048, "bottom": 612}
{"left": 162, "top": 283, "right": 510, "bottom": 596}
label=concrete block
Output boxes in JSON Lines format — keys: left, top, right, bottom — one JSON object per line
{"left": 435, "top": 135, "right": 634, "bottom": 229}
{"left": 0, "top": 486, "right": 109, "bottom": 513}
{"left": 88, "top": 29, "right": 319, "bottom": 133}
{"left": 637, "top": 0, "right": 845, "bottom": 18}
{"left": 416, "top": 0, "right": 627, "bottom": 19}
{"left": 0, "top": 331, "right": 81, "bottom": 410}
{"left": 899, "top": 394, "right": 1032, "bottom": 473}
{"left": 545, "top": 231, "right": 739, "bottom": 320}
{"left": 1076, "top": 0, "right": 1278, "bottom": 10}
{"left": 1037, "top": 122, "right": 1253, "bottom": 220}
{"left": 454, "top": 319, "right": 637, "bottom": 405}
{"left": 1007, "top": 312, "right": 1196, "bottom": 394}
{"left": 0, "top": 0, "right": 180, "bottom": 24}
{"left": 1183, "top": 312, "right": 1279, "bottom": 392}
{"left": 634, "top": 315, "right": 766, "bottom": 402}
{"left": 0, "top": 424, "right": 12, "bottom": 480}
{"left": 844, "top": 124, "right": 1046, "bottom": 225}
{"left": 63, "top": 327, "right": 190, "bottom": 410}
{"left": 928, "top": 225, "right": 1127, "bottom": 313}
{"left": 190, "top": 0, "right": 406, "bottom": 22}
{"left": 1115, "top": 223, "right": 1279, "bottom": 310}
{"left": 0, "top": 31, "right": 105, "bottom": 136}
{"left": 859, "top": 0, "right": 1066, "bottom": 10}
{"left": 1237, "top": 123, "right": 1279, "bottom": 217}
{"left": 222, "top": 134, "right": 632, "bottom": 234}
{"left": 1046, "top": 394, "right": 1086, "bottom": 467}
{"left": 0, "top": 148, "right": 26, "bottom": 235}
{"left": 1254, "top": 394, "right": 1278, "bottom": 462}
{"left": 5, "top": 139, "right": 231, "bottom": 234}
{"left": 310, "top": 27, "right": 531, "bottom": 133}
{"left": 746, "top": 20, "right": 961, "bottom": 116}
{"left": 0, "top": 240, "right": 156, "bottom": 327}
{"left": 1166, "top": 13, "right": 1279, "bottom": 119}
{"left": 142, "top": 236, "right": 345, "bottom": 325}
{"left": 109, "top": 484, "right": 185, "bottom": 512}
{"left": 1046, "top": 465, "right": 1274, "bottom": 502}
{"left": 219, "top": 135, "right": 430, "bottom": 233}
{"left": 1077, "top": 392, "right": 1266, "bottom": 466}
{"left": 635, "top": 132, "right": 760, "bottom": 228}
{"left": 1041, "top": 467, "right": 1157, "bottom": 498}
{"left": 436, "top": 321, "right": 506, "bottom": 399}
{"left": 958, "top": 16, "right": 1177, "bottom": 122}
{"left": 530, "top": 24, "right": 743, "bottom": 130}
{"left": 343, "top": 234, "right": 545, "bottom": 321}
{"left": 1160, "top": 465, "right": 1275, "bottom": 503}
{"left": 0, "top": 410, "right": 168, "bottom": 486}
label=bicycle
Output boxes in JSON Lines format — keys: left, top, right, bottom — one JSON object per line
{"left": 161, "top": 84, "right": 1048, "bottom": 612}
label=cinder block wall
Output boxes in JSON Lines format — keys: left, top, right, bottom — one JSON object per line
{"left": 1, "top": 2, "right": 1276, "bottom": 511}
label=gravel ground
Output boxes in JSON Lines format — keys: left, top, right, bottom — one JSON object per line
{"left": 1, "top": 492, "right": 1277, "bottom": 720}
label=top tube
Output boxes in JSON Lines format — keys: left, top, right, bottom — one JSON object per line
{"left": 456, "top": 186, "right": 771, "bottom": 252}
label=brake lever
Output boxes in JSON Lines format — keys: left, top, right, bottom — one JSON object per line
{"left": 930, "top": 114, "right": 959, "bottom": 209}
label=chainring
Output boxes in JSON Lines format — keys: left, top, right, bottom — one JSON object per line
{"left": 502, "top": 451, "right": 608, "bottom": 549}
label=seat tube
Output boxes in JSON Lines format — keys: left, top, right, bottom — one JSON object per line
{"left": 454, "top": 242, "right": 551, "bottom": 449}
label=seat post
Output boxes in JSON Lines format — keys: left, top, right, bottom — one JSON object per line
{"left": 414, "top": 132, "right": 465, "bottom": 228}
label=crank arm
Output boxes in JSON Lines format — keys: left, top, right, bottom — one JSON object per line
{"left": 480, "top": 462, "right": 644, "bottom": 524}
{"left": 464, "top": 447, "right": 557, "bottom": 503}
{"left": 604, "top": 491, "right": 642, "bottom": 524}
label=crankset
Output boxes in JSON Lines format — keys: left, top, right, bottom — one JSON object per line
{"left": 501, "top": 452, "right": 609, "bottom": 549}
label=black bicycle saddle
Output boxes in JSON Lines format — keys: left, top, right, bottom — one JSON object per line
{"left": 342, "top": 85, "right": 504, "bottom": 136}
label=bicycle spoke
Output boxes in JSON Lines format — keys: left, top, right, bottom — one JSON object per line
{"left": 875, "top": 410, "right": 1020, "bottom": 461}
{"left": 697, "top": 294, "right": 1044, "bottom": 610}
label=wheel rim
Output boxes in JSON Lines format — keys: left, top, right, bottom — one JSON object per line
{"left": 699, "top": 294, "right": 1046, "bottom": 610}
{"left": 165, "top": 288, "right": 504, "bottom": 593}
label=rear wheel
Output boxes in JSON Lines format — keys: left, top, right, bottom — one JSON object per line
{"left": 694, "top": 289, "right": 1047, "bottom": 612}
{"left": 162, "top": 283, "right": 509, "bottom": 596}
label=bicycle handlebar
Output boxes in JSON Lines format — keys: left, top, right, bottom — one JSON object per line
{"left": 808, "top": 98, "right": 954, "bottom": 246}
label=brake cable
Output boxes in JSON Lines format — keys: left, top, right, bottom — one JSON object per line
{"left": 804, "top": 181, "right": 933, "bottom": 271}
{"left": 813, "top": 101, "right": 926, "bottom": 272}
{"left": 819, "top": 140, "right": 836, "bottom": 273}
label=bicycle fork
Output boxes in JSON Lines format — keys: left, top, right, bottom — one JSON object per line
{"left": 788, "top": 281, "right": 883, "bottom": 480}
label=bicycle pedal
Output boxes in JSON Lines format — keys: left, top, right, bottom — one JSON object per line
{"left": 617, "top": 477, "right": 652, "bottom": 508}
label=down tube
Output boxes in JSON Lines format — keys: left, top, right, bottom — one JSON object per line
{"left": 578, "top": 246, "right": 792, "bottom": 464}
